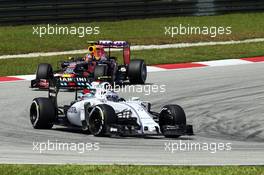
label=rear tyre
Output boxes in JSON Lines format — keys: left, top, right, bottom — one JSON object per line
{"left": 159, "top": 104, "right": 186, "bottom": 138}
{"left": 30, "top": 97, "right": 56, "bottom": 129}
{"left": 88, "top": 104, "right": 116, "bottom": 137}
{"left": 128, "top": 59, "right": 147, "bottom": 84}
{"left": 36, "top": 63, "right": 54, "bottom": 80}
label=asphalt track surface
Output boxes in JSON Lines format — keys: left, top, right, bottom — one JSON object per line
{"left": 0, "top": 62, "right": 264, "bottom": 165}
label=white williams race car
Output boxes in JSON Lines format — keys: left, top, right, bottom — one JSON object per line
{"left": 30, "top": 77, "right": 193, "bottom": 137}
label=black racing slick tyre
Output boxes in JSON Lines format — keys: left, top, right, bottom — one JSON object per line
{"left": 128, "top": 59, "right": 147, "bottom": 84}
{"left": 88, "top": 104, "right": 116, "bottom": 137}
{"left": 94, "top": 64, "right": 108, "bottom": 80}
{"left": 36, "top": 63, "right": 54, "bottom": 80}
{"left": 159, "top": 104, "right": 186, "bottom": 138}
{"left": 30, "top": 98, "right": 56, "bottom": 129}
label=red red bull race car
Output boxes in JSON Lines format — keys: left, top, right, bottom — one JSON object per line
{"left": 30, "top": 40, "right": 147, "bottom": 89}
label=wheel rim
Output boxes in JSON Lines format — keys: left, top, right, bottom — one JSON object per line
{"left": 89, "top": 107, "right": 104, "bottom": 135}
{"left": 159, "top": 109, "right": 173, "bottom": 132}
{"left": 30, "top": 101, "right": 39, "bottom": 126}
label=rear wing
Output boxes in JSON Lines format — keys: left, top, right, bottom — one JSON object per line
{"left": 48, "top": 77, "right": 93, "bottom": 107}
{"left": 48, "top": 77, "right": 111, "bottom": 105}
{"left": 57, "top": 77, "right": 92, "bottom": 88}
{"left": 88, "top": 40, "right": 129, "bottom": 48}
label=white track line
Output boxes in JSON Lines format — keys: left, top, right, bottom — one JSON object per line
{"left": 195, "top": 59, "right": 253, "bottom": 67}
{"left": 1, "top": 38, "right": 264, "bottom": 59}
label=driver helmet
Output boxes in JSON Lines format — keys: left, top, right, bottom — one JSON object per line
{"left": 105, "top": 90, "right": 119, "bottom": 102}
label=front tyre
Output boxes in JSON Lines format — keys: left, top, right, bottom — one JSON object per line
{"left": 88, "top": 104, "right": 116, "bottom": 137}
{"left": 30, "top": 98, "right": 56, "bottom": 129}
{"left": 159, "top": 104, "right": 186, "bottom": 138}
{"left": 128, "top": 59, "right": 147, "bottom": 84}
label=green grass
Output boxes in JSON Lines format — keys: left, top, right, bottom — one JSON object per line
{"left": 0, "top": 165, "right": 263, "bottom": 175}
{"left": 1, "top": 42, "right": 264, "bottom": 76}
{"left": 0, "top": 12, "right": 264, "bottom": 55}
